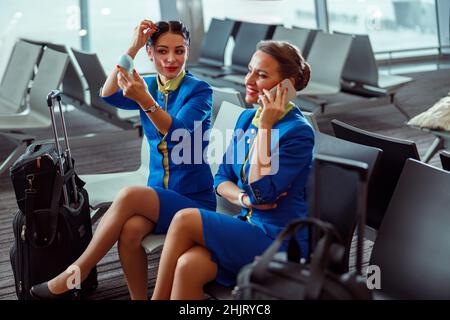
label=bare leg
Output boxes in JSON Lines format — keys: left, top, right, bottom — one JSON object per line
{"left": 152, "top": 208, "right": 211, "bottom": 300}
{"left": 118, "top": 215, "right": 155, "bottom": 300}
{"left": 170, "top": 246, "right": 217, "bottom": 300}
{"left": 48, "top": 186, "right": 160, "bottom": 294}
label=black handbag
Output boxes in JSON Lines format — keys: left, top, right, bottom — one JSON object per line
{"left": 233, "top": 218, "right": 371, "bottom": 300}
{"left": 233, "top": 154, "right": 373, "bottom": 300}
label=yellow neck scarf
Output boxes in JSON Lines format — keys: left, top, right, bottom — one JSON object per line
{"left": 157, "top": 70, "right": 186, "bottom": 94}
{"left": 251, "top": 101, "right": 295, "bottom": 128}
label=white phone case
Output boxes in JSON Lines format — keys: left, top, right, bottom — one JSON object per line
{"left": 259, "top": 79, "right": 297, "bottom": 107}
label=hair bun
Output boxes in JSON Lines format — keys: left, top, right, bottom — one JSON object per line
{"left": 298, "top": 60, "right": 311, "bottom": 91}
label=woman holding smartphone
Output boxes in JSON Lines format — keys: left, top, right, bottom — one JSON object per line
{"left": 30, "top": 20, "right": 216, "bottom": 300}
{"left": 151, "top": 40, "right": 315, "bottom": 299}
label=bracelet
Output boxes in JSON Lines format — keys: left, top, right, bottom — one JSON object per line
{"left": 238, "top": 192, "right": 249, "bottom": 208}
{"left": 143, "top": 102, "right": 160, "bottom": 113}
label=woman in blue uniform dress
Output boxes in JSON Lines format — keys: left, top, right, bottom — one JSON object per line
{"left": 151, "top": 40, "right": 315, "bottom": 299}
{"left": 30, "top": 20, "right": 215, "bottom": 300}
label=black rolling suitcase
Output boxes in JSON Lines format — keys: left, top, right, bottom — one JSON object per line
{"left": 9, "top": 90, "right": 97, "bottom": 300}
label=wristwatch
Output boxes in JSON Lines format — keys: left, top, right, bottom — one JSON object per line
{"left": 143, "top": 102, "right": 160, "bottom": 113}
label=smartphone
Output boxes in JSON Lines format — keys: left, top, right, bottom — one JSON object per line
{"left": 258, "top": 78, "right": 297, "bottom": 107}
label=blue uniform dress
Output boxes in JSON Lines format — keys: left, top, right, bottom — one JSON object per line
{"left": 102, "top": 71, "right": 216, "bottom": 233}
{"left": 199, "top": 104, "right": 314, "bottom": 286}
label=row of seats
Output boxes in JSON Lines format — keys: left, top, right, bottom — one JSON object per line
{"left": 0, "top": 36, "right": 317, "bottom": 177}
{"left": 81, "top": 98, "right": 450, "bottom": 299}
{"left": 1, "top": 24, "right": 448, "bottom": 299}
{"left": 188, "top": 18, "right": 413, "bottom": 115}
{"left": 0, "top": 39, "right": 144, "bottom": 176}
{"left": 300, "top": 121, "right": 450, "bottom": 299}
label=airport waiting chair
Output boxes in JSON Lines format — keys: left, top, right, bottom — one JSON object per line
{"left": 440, "top": 150, "right": 450, "bottom": 171}
{"left": 188, "top": 18, "right": 236, "bottom": 77}
{"left": 21, "top": 38, "right": 86, "bottom": 105}
{"left": 211, "top": 86, "right": 246, "bottom": 124}
{"left": 337, "top": 32, "right": 413, "bottom": 93}
{"left": 141, "top": 102, "right": 245, "bottom": 279}
{"left": 81, "top": 136, "right": 149, "bottom": 222}
{"left": 297, "top": 32, "right": 353, "bottom": 97}
{"left": 409, "top": 127, "right": 450, "bottom": 163}
{"left": 208, "top": 101, "right": 246, "bottom": 183}
{"left": 46, "top": 43, "right": 86, "bottom": 104}
{"left": 309, "top": 132, "right": 382, "bottom": 272}
{"left": 271, "top": 26, "right": 311, "bottom": 57}
{"left": 370, "top": 159, "right": 450, "bottom": 299}
{"left": 209, "top": 21, "right": 277, "bottom": 84}
{"left": 71, "top": 48, "right": 140, "bottom": 129}
{"left": 0, "top": 40, "right": 43, "bottom": 113}
{"left": 292, "top": 26, "right": 318, "bottom": 58}
{"left": 22, "top": 40, "right": 140, "bottom": 130}
{"left": 331, "top": 119, "right": 420, "bottom": 232}
{"left": 302, "top": 111, "right": 319, "bottom": 131}
{"left": 0, "top": 48, "right": 69, "bottom": 176}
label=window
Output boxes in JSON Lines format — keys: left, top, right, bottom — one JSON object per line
{"left": 88, "top": 0, "right": 160, "bottom": 74}
{"left": 0, "top": 0, "right": 80, "bottom": 77}
{"left": 202, "top": 0, "right": 316, "bottom": 30}
{"left": 328, "top": 0, "right": 439, "bottom": 54}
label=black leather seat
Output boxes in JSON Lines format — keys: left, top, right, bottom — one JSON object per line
{"left": 188, "top": 18, "right": 236, "bottom": 77}
{"left": 370, "top": 159, "right": 450, "bottom": 299}
{"left": 308, "top": 132, "right": 382, "bottom": 272}
{"left": 331, "top": 119, "right": 420, "bottom": 230}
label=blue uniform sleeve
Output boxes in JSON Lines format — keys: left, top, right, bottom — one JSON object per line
{"left": 242, "top": 125, "right": 314, "bottom": 205}
{"left": 100, "top": 89, "right": 141, "bottom": 110}
{"left": 164, "top": 81, "right": 212, "bottom": 147}
{"left": 100, "top": 76, "right": 155, "bottom": 110}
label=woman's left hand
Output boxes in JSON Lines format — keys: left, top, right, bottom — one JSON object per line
{"left": 259, "top": 83, "right": 288, "bottom": 128}
{"left": 116, "top": 66, "right": 150, "bottom": 104}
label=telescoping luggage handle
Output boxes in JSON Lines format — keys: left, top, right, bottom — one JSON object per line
{"left": 46, "top": 89, "right": 78, "bottom": 205}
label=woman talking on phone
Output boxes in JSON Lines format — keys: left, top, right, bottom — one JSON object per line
{"left": 151, "top": 40, "right": 315, "bottom": 299}
{"left": 30, "top": 20, "right": 216, "bottom": 300}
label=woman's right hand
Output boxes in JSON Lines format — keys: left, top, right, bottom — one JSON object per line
{"left": 128, "top": 20, "right": 158, "bottom": 58}
{"left": 243, "top": 192, "right": 288, "bottom": 210}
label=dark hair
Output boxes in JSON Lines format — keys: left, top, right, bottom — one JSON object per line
{"left": 146, "top": 20, "right": 190, "bottom": 47}
{"left": 256, "top": 40, "right": 311, "bottom": 91}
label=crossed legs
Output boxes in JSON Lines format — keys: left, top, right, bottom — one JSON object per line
{"left": 152, "top": 208, "right": 218, "bottom": 300}
{"left": 47, "top": 186, "right": 159, "bottom": 299}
